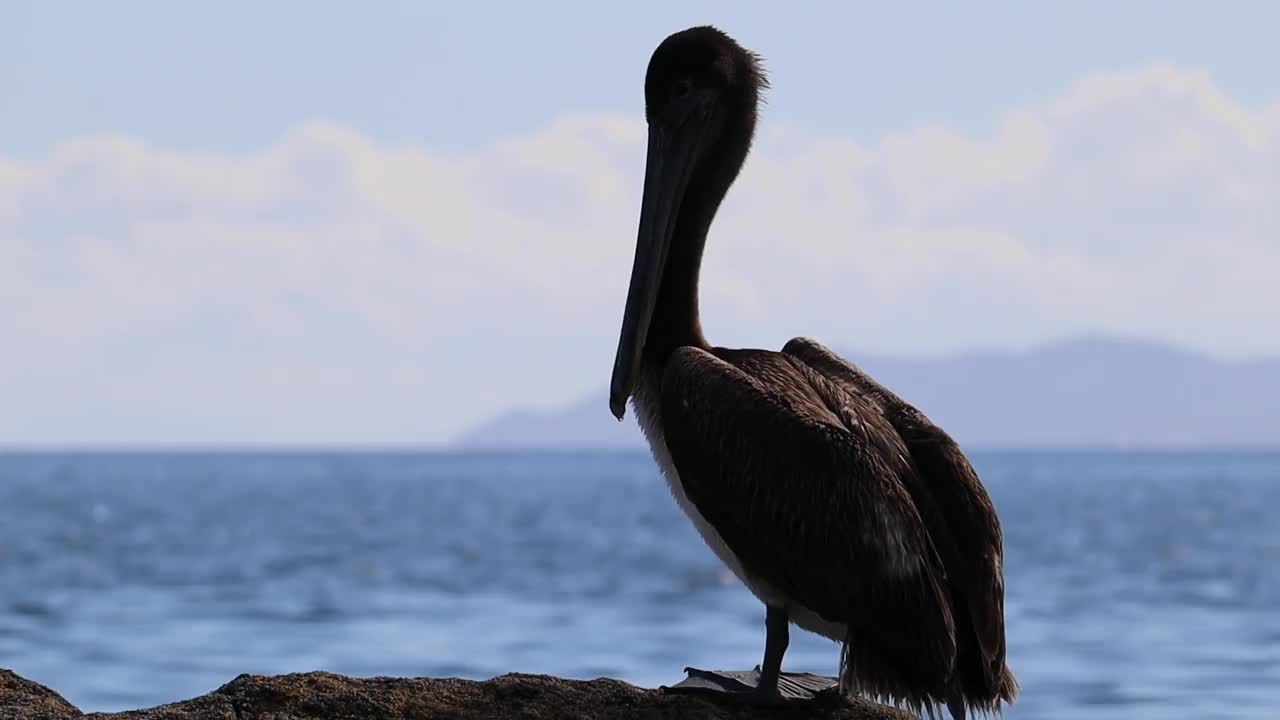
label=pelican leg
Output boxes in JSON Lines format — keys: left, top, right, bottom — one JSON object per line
{"left": 662, "top": 605, "right": 837, "bottom": 703}
{"left": 754, "top": 604, "right": 789, "bottom": 699}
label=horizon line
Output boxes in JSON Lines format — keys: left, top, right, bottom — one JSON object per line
{"left": 3, "top": 444, "right": 1278, "bottom": 455}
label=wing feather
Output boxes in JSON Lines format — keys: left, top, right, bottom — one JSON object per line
{"left": 659, "top": 345, "right": 957, "bottom": 688}
{"left": 782, "top": 336, "right": 1015, "bottom": 702}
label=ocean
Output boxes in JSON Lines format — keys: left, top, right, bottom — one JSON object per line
{"left": 1, "top": 450, "right": 1277, "bottom": 717}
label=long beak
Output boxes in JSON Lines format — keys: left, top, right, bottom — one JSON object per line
{"left": 609, "top": 122, "right": 702, "bottom": 420}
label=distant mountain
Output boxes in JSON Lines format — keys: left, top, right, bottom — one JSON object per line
{"left": 452, "top": 337, "right": 1280, "bottom": 449}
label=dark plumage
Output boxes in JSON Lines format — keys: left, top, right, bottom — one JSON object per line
{"left": 609, "top": 26, "right": 1018, "bottom": 718}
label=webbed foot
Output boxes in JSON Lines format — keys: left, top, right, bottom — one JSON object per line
{"left": 662, "top": 666, "right": 838, "bottom": 703}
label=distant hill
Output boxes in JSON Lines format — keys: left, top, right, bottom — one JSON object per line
{"left": 452, "top": 337, "right": 1280, "bottom": 449}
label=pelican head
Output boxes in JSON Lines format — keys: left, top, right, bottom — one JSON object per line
{"left": 609, "top": 26, "right": 768, "bottom": 420}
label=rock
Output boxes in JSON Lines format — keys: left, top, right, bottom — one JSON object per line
{"left": 1, "top": 668, "right": 917, "bottom": 720}
{"left": 0, "top": 670, "right": 81, "bottom": 720}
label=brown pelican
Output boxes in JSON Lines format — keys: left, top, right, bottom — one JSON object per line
{"left": 608, "top": 26, "right": 1018, "bottom": 719}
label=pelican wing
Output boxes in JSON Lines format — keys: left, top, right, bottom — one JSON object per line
{"left": 659, "top": 345, "right": 957, "bottom": 685}
{"left": 782, "top": 337, "right": 1012, "bottom": 695}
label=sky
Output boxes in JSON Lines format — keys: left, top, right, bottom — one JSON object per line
{"left": 1, "top": 2, "right": 1277, "bottom": 445}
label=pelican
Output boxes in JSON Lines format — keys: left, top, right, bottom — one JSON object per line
{"left": 608, "top": 26, "right": 1018, "bottom": 719}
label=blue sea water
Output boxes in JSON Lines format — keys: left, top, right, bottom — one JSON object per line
{"left": 0, "top": 450, "right": 1277, "bottom": 717}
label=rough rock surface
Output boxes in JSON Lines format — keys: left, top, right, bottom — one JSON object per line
{"left": 0, "top": 670, "right": 80, "bottom": 720}
{"left": 1, "top": 668, "right": 917, "bottom": 720}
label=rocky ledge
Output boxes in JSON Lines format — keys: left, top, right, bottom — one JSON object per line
{"left": 2, "top": 668, "right": 916, "bottom": 720}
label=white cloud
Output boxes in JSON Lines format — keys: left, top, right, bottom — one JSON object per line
{"left": 1, "top": 65, "right": 1276, "bottom": 444}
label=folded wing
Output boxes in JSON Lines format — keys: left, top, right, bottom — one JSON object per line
{"left": 782, "top": 336, "right": 1015, "bottom": 703}
{"left": 658, "top": 345, "right": 958, "bottom": 697}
